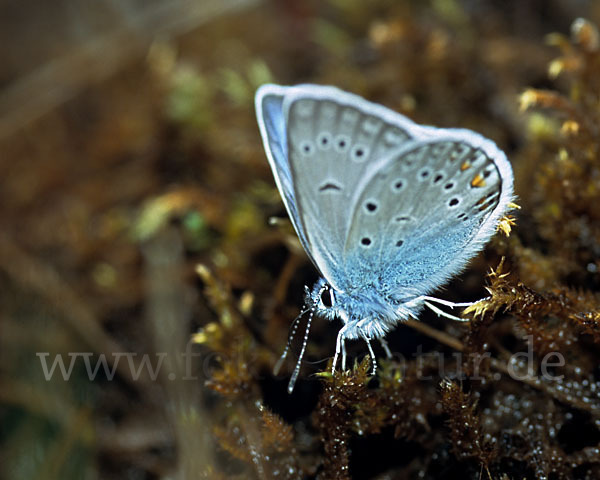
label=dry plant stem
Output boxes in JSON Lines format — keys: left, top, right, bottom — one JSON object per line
{"left": 404, "top": 318, "right": 465, "bottom": 352}
{"left": 143, "top": 228, "right": 212, "bottom": 479}
{"left": 404, "top": 318, "right": 599, "bottom": 417}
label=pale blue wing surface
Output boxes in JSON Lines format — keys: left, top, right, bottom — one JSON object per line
{"left": 343, "top": 134, "right": 513, "bottom": 300}
{"left": 282, "top": 85, "right": 417, "bottom": 290}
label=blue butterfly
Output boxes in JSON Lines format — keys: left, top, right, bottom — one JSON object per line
{"left": 255, "top": 84, "right": 514, "bottom": 392}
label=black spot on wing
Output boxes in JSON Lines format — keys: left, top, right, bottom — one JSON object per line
{"left": 319, "top": 182, "right": 343, "bottom": 192}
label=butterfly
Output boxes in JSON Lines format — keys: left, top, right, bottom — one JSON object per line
{"left": 255, "top": 84, "right": 514, "bottom": 393}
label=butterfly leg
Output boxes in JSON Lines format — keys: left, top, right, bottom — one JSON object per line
{"left": 364, "top": 337, "right": 377, "bottom": 376}
{"left": 332, "top": 323, "right": 350, "bottom": 374}
{"left": 423, "top": 300, "right": 466, "bottom": 322}
{"left": 341, "top": 335, "right": 348, "bottom": 371}
{"left": 408, "top": 295, "right": 487, "bottom": 322}
{"left": 422, "top": 295, "right": 492, "bottom": 322}
{"left": 420, "top": 296, "right": 488, "bottom": 308}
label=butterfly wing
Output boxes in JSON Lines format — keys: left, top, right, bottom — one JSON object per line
{"left": 279, "top": 85, "right": 419, "bottom": 290}
{"left": 342, "top": 133, "right": 513, "bottom": 300}
{"left": 255, "top": 85, "right": 318, "bottom": 267}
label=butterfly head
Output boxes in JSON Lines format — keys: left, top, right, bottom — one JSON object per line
{"left": 305, "top": 277, "right": 410, "bottom": 340}
{"left": 305, "top": 278, "right": 342, "bottom": 322}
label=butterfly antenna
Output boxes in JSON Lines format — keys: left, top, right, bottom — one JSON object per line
{"left": 273, "top": 306, "right": 309, "bottom": 376}
{"left": 287, "top": 306, "right": 315, "bottom": 393}
{"left": 285, "top": 284, "right": 326, "bottom": 393}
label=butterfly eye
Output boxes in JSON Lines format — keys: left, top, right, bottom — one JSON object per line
{"left": 320, "top": 287, "right": 333, "bottom": 308}
{"left": 334, "top": 135, "right": 350, "bottom": 153}
{"left": 300, "top": 141, "right": 315, "bottom": 156}
{"left": 317, "top": 132, "right": 332, "bottom": 149}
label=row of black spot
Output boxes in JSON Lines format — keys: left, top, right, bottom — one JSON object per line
{"left": 301, "top": 135, "right": 367, "bottom": 161}
{"left": 360, "top": 237, "right": 404, "bottom": 248}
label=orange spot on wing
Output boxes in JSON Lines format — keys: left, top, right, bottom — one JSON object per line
{"left": 471, "top": 174, "right": 486, "bottom": 188}
{"left": 460, "top": 161, "right": 471, "bottom": 171}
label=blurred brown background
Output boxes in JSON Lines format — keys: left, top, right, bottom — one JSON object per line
{"left": 2, "top": 1, "right": 600, "bottom": 479}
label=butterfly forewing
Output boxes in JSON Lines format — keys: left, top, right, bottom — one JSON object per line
{"left": 255, "top": 87, "right": 319, "bottom": 268}
{"left": 283, "top": 87, "right": 414, "bottom": 290}
{"left": 343, "top": 136, "right": 511, "bottom": 299}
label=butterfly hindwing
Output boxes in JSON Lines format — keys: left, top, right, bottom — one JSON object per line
{"left": 343, "top": 134, "right": 513, "bottom": 299}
